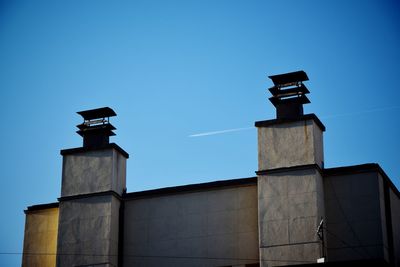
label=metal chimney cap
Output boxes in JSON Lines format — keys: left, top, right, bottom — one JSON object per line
{"left": 267, "top": 70, "right": 311, "bottom": 120}
{"left": 75, "top": 107, "right": 117, "bottom": 148}
{"left": 268, "top": 70, "right": 309, "bottom": 86}
{"left": 77, "top": 107, "right": 116, "bottom": 120}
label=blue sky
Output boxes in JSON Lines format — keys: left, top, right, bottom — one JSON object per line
{"left": 1, "top": 0, "right": 399, "bottom": 266}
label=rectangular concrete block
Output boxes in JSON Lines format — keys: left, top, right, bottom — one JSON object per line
{"left": 61, "top": 148, "right": 126, "bottom": 197}
{"left": 56, "top": 195, "right": 120, "bottom": 267}
{"left": 258, "top": 119, "right": 324, "bottom": 170}
{"left": 258, "top": 168, "right": 324, "bottom": 266}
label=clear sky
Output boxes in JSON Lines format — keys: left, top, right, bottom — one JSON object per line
{"left": 1, "top": 0, "right": 399, "bottom": 266}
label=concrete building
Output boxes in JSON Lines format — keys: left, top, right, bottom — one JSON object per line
{"left": 22, "top": 71, "right": 399, "bottom": 267}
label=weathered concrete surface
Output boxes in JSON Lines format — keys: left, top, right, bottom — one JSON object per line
{"left": 57, "top": 146, "right": 126, "bottom": 267}
{"left": 61, "top": 148, "right": 126, "bottom": 197}
{"left": 258, "top": 168, "right": 324, "bottom": 266}
{"left": 56, "top": 195, "right": 120, "bottom": 267}
{"left": 22, "top": 208, "right": 59, "bottom": 267}
{"left": 324, "top": 172, "right": 384, "bottom": 261}
{"left": 123, "top": 185, "right": 259, "bottom": 267}
{"left": 389, "top": 186, "right": 400, "bottom": 267}
{"left": 257, "top": 120, "right": 324, "bottom": 170}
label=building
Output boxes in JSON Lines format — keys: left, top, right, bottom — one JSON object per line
{"left": 22, "top": 71, "right": 400, "bottom": 267}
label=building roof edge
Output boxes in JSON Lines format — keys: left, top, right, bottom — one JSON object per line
{"left": 123, "top": 176, "right": 257, "bottom": 200}
{"left": 255, "top": 113, "right": 326, "bottom": 131}
{"left": 324, "top": 163, "right": 400, "bottom": 199}
{"left": 24, "top": 202, "right": 59, "bottom": 214}
{"left": 60, "top": 143, "right": 129, "bottom": 158}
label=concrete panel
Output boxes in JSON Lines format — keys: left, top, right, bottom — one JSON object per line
{"left": 56, "top": 195, "right": 120, "bottom": 267}
{"left": 22, "top": 208, "right": 59, "bottom": 267}
{"left": 389, "top": 188, "right": 400, "bottom": 267}
{"left": 261, "top": 219, "right": 289, "bottom": 246}
{"left": 324, "top": 171, "right": 384, "bottom": 262}
{"left": 260, "top": 196, "right": 289, "bottom": 221}
{"left": 61, "top": 148, "right": 126, "bottom": 197}
{"left": 258, "top": 120, "right": 323, "bottom": 170}
{"left": 123, "top": 185, "right": 259, "bottom": 267}
{"left": 258, "top": 168, "right": 324, "bottom": 266}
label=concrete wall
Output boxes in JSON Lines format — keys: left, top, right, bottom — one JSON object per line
{"left": 389, "top": 187, "right": 400, "bottom": 267}
{"left": 258, "top": 168, "right": 324, "bottom": 266}
{"left": 22, "top": 208, "right": 59, "bottom": 267}
{"left": 56, "top": 195, "right": 120, "bottom": 267}
{"left": 61, "top": 148, "right": 126, "bottom": 197}
{"left": 257, "top": 120, "right": 324, "bottom": 171}
{"left": 123, "top": 185, "right": 259, "bottom": 267}
{"left": 324, "top": 172, "right": 384, "bottom": 261}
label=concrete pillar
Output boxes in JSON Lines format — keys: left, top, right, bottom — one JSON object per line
{"left": 256, "top": 115, "right": 325, "bottom": 266}
{"left": 56, "top": 144, "right": 128, "bottom": 267}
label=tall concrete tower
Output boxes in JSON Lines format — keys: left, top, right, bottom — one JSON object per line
{"left": 56, "top": 107, "right": 129, "bottom": 267}
{"left": 256, "top": 71, "right": 326, "bottom": 266}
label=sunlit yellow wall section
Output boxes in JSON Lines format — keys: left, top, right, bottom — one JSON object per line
{"left": 22, "top": 207, "right": 59, "bottom": 267}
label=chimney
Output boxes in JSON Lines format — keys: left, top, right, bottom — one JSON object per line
{"left": 256, "top": 71, "right": 326, "bottom": 266}
{"left": 268, "top": 70, "right": 310, "bottom": 119}
{"left": 57, "top": 107, "right": 128, "bottom": 267}
{"left": 76, "top": 107, "right": 117, "bottom": 148}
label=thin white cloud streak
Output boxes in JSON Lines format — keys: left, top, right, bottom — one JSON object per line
{"left": 188, "top": 106, "right": 400, "bottom": 138}
{"left": 189, "top": 127, "right": 253, "bottom": 137}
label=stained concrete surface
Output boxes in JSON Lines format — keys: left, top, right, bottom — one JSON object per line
{"left": 324, "top": 172, "right": 384, "bottom": 261}
{"left": 258, "top": 168, "right": 324, "bottom": 266}
{"left": 22, "top": 208, "right": 59, "bottom": 267}
{"left": 389, "top": 186, "right": 400, "bottom": 267}
{"left": 123, "top": 185, "right": 259, "bottom": 267}
{"left": 61, "top": 148, "right": 126, "bottom": 197}
{"left": 257, "top": 119, "right": 324, "bottom": 171}
{"left": 56, "top": 195, "right": 120, "bottom": 267}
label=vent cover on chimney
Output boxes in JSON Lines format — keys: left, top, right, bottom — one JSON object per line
{"left": 268, "top": 70, "right": 310, "bottom": 119}
{"left": 76, "top": 107, "right": 117, "bottom": 148}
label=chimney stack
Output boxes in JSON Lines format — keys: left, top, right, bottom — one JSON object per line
{"left": 57, "top": 107, "right": 128, "bottom": 267}
{"left": 256, "top": 71, "right": 325, "bottom": 266}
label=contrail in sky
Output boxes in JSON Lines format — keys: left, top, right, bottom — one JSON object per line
{"left": 189, "top": 106, "right": 400, "bottom": 138}
{"left": 189, "top": 127, "right": 253, "bottom": 137}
